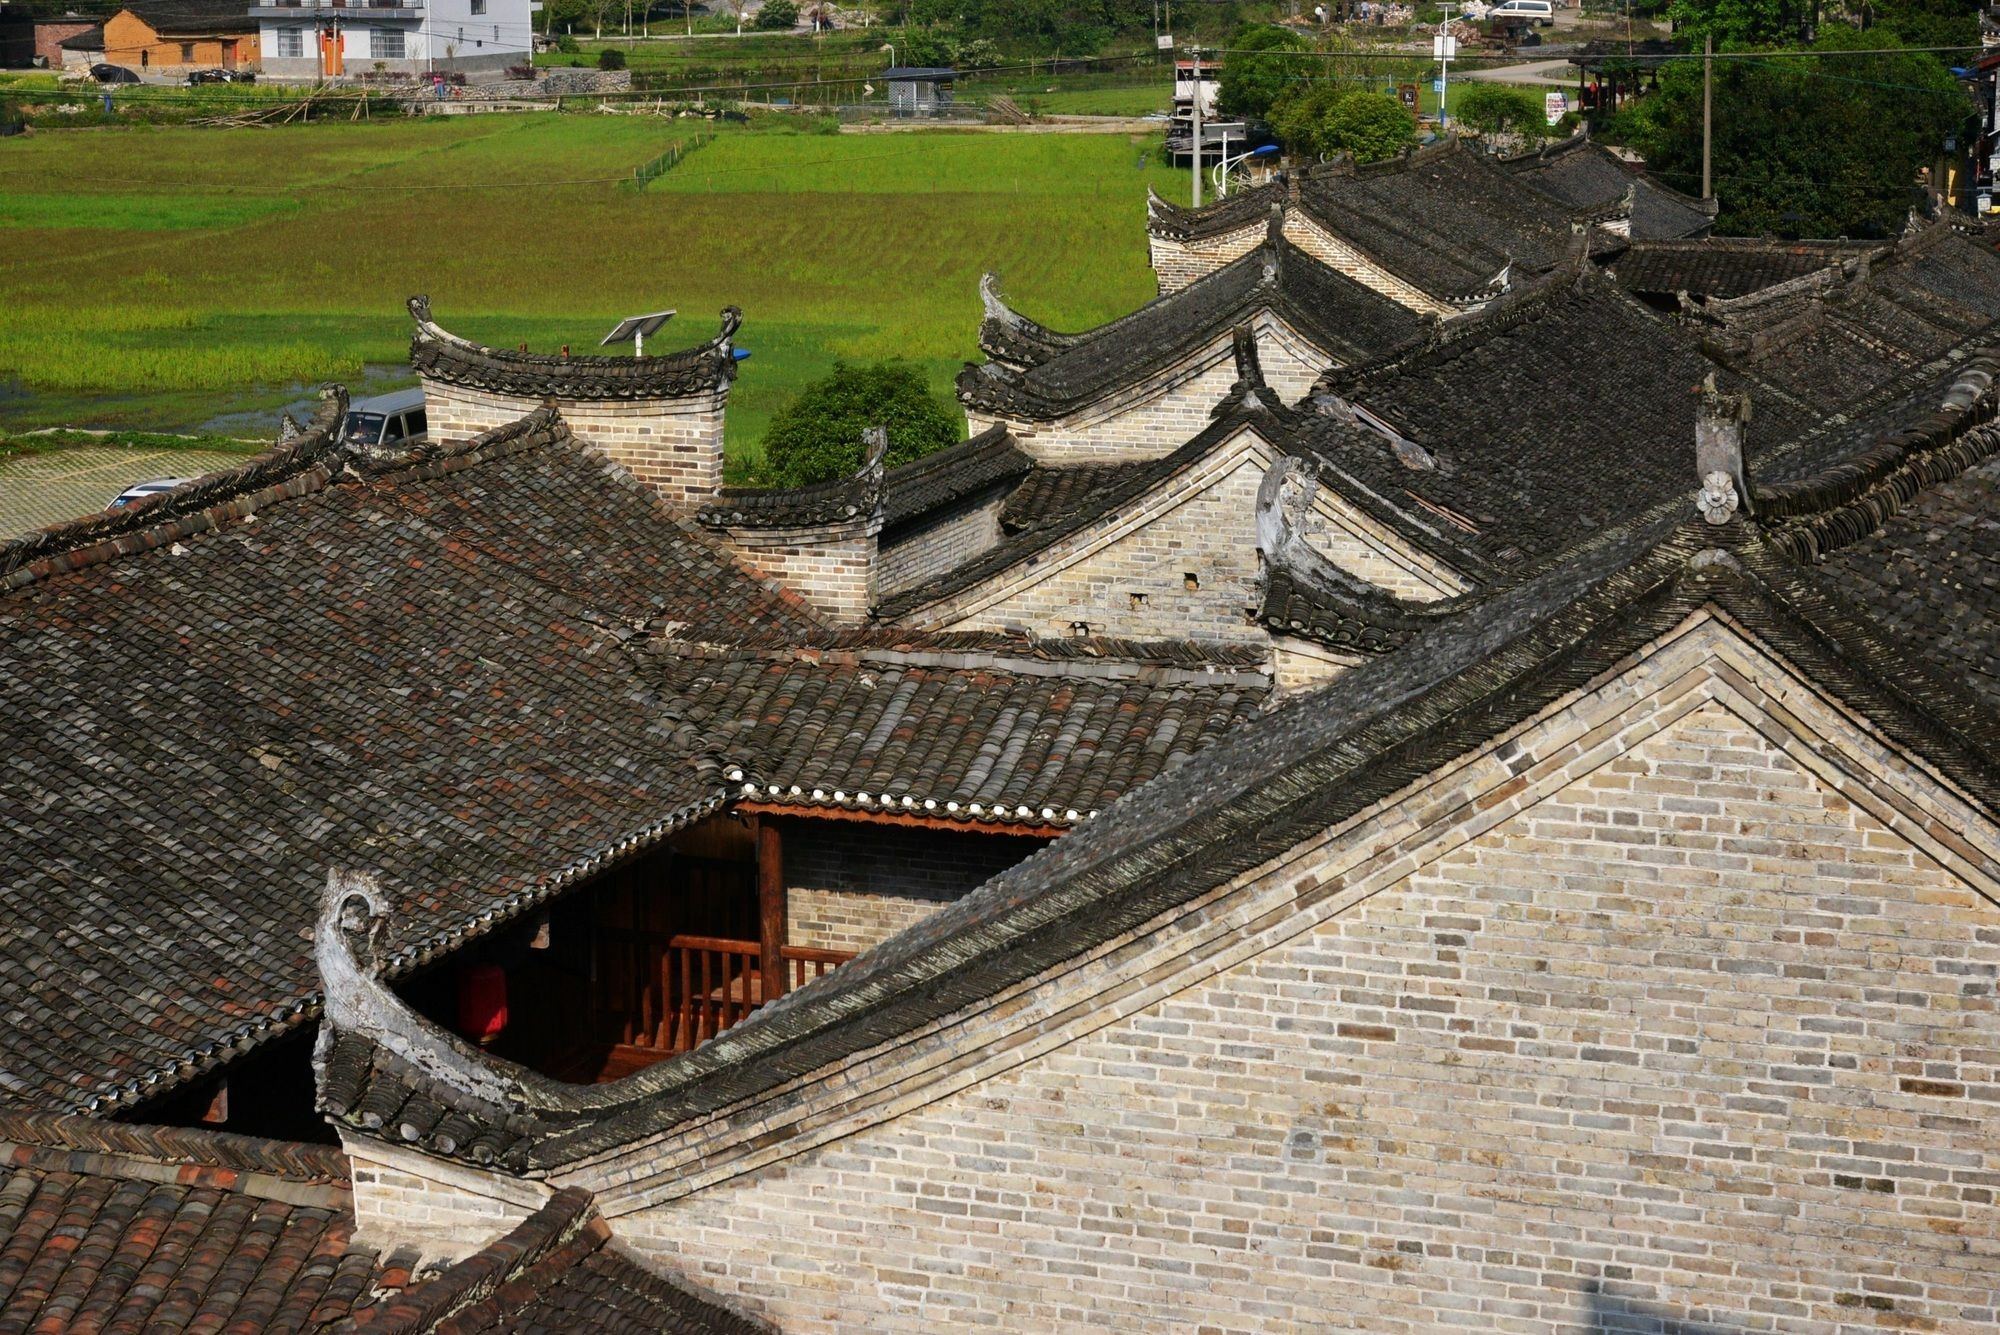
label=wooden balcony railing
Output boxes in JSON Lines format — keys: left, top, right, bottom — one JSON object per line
{"left": 598, "top": 930, "right": 855, "bottom": 1057}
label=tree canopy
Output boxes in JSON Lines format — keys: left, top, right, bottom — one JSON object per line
{"left": 754, "top": 0, "right": 798, "bottom": 28}
{"left": 1269, "top": 85, "right": 1415, "bottom": 163}
{"left": 759, "top": 361, "right": 963, "bottom": 488}
{"left": 1218, "top": 25, "right": 1312, "bottom": 119}
{"left": 1614, "top": 25, "right": 1968, "bottom": 239}
{"left": 1451, "top": 83, "right": 1551, "bottom": 139}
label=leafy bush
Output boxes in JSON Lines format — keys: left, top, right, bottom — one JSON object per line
{"left": 1451, "top": 83, "right": 1547, "bottom": 138}
{"left": 755, "top": 0, "right": 799, "bottom": 28}
{"left": 1269, "top": 85, "right": 1415, "bottom": 163}
{"left": 597, "top": 46, "right": 626, "bottom": 70}
{"left": 760, "top": 360, "right": 962, "bottom": 488}
{"left": 556, "top": 32, "right": 581, "bottom": 52}
{"left": 1217, "top": 24, "right": 1311, "bottom": 119}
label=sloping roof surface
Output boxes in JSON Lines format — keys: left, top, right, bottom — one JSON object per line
{"left": 881, "top": 425, "right": 1034, "bottom": 530}
{"left": 0, "top": 1111, "right": 765, "bottom": 1333}
{"left": 1613, "top": 237, "right": 1879, "bottom": 299}
{"left": 1294, "top": 142, "right": 1586, "bottom": 300}
{"left": 1310, "top": 266, "right": 1819, "bottom": 571}
{"left": 0, "top": 402, "right": 810, "bottom": 1113}
{"left": 0, "top": 1111, "right": 370, "bottom": 1332}
{"left": 651, "top": 643, "right": 1270, "bottom": 827}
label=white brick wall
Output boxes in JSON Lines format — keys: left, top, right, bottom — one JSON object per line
{"left": 911, "top": 431, "right": 1464, "bottom": 642}
{"left": 421, "top": 379, "right": 726, "bottom": 510}
{"left": 716, "top": 516, "right": 880, "bottom": 624}
{"left": 1149, "top": 223, "right": 1267, "bottom": 293}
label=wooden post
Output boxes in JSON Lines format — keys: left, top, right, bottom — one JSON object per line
{"left": 757, "top": 817, "right": 787, "bottom": 1002}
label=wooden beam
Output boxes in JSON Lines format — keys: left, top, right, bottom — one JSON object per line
{"left": 735, "top": 801, "right": 1066, "bottom": 840}
{"left": 757, "top": 817, "right": 786, "bottom": 1002}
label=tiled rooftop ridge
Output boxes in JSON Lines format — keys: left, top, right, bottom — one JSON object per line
{"left": 408, "top": 295, "right": 742, "bottom": 401}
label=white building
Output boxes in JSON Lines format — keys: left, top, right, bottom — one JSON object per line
{"left": 252, "top": 0, "right": 533, "bottom": 80}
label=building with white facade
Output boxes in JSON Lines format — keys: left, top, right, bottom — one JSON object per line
{"left": 252, "top": 0, "right": 532, "bottom": 80}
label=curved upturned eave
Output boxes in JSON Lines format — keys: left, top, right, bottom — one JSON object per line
{"left": 407, "top": 295, "right": 744, "bottom": 401}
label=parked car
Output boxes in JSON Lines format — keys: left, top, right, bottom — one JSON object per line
{"left": 89, "top": 63, "right": 141, "bottom": 84}
{"left": 1488, "top": 0, "right": 1554, "bottom": 23}
{"left": 342, "top": 387, "right": 429, "bottom": 451}
{"left": 106, "top": 478, "right": 193, "bottom": 510}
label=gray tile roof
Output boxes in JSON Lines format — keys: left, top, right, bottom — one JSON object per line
{"left": 0, "top": 398, "right": 812, "bottom": 1114}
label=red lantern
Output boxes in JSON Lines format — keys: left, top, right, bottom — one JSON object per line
{"left": 457, "top": 963, "right": 508, "bottom": 1043}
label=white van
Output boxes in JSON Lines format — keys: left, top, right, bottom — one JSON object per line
{"left": 1489, "top": 0, "right": 1554, "bottom": 24}
{"left": 343, "top": 387, "right": 429, "bottom": 451}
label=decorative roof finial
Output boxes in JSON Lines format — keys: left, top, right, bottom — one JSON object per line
{"left": 1694, "top": 373, "right": 1753, "bottom": 525}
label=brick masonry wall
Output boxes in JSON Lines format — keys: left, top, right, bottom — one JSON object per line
{"left": 913, "top": 431, "right": 1464, "bottom": 642}
{"left": 785, "top": 823, "right": 1048, "bottom": 955}
{"left": 1283, "top": 215, "right": 1462, "bottom": 317}
{"left": 419, "top": 379, "right": 725, "bottom": 510}
{"left": 718, "top": 518, "right": 879, "bottom": 623}
{"left": 878, "top": 489, "right": 1010, "bottom": 600}
{"left": 344, "top": 1138, "right": 545, "bottom": 1263}
{"left": 1149, "top": 224, "right": 1267, "bottom": 293}
{"left": 579, "top": 615, "right": 2000, "bottom": 1333}
{"left": 977, "top": 317, "right": 1334, "bottom": 467}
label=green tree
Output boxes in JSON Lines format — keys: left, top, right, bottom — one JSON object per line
{"left": 1452, "top": 83, "right": 1549, "bottom": 138}
{"left": 1616, "top": 25, "right": 1967, "bottom": 238}
{"left": 596, "top": 46, "right": 626, "bottom": 69}
{"left": 760, "top": 361, "right": 963, "bottom": 488}
{"left": 1270, "top": 85, "right": 1415, "bottom": 163}
{"left": 1217, "top": 24, "right": 1311, "bottom": 119}
{"left": 754, "top": 0, "right": 798, "bottom": 27}
{"left": 1665, "top": 0, "right": 1798, "bottom": 46}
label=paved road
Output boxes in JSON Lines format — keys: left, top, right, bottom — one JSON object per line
{"left": 1463, "top": 57, "right": 1575, "bottom": 85}
{"left": 0, "top": 446, "right": 250, "bottom": 538}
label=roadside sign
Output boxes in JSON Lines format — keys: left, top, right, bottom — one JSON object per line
{"left": 1544, "top": 90, "right": 1567, "bottom": 124}
{"left": 1432, "top": 77, "right": 1444, "bottom": 92}
{"left": 1157, "top": 33, "right": 1173, "bottom": 48}
{"left": 1398, "top": 82, "right": 1420, "bottom": 116}
{"left": 1432, "top": 32, "right": 1457, "bottom": 58}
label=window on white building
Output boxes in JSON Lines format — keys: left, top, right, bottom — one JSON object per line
{"left": 277, "top": 26, "right": 303, "bottom": 56}
{"left": 375, "top": 26, "right": 404, "bottom": 57}
{"left": 471, "top": 0, "right": 485, "bottom": 13}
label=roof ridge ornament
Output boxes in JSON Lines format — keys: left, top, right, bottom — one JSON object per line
{"left": 1694, "top": 373, "right": 1753, "bottom": 526}
{"left": 314, "top": 868, "right": 518, "bottom": 1108}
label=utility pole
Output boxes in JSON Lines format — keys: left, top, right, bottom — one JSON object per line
{"left": 1189, "top": 43, "right": 1203, "bottom": 208}
{"left": 1434, "top": 3, "right": 1454, "bottom": 130}
{"left": 1701, "top": 33, "right": 1713, "bottom": 200}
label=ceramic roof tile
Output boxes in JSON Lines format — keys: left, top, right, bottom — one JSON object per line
{"left": 0, "top": 401, "right": 802, "bottom": 1114}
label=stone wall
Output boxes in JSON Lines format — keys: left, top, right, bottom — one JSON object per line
{"left": 582, "top": 614, "right": 2000, "bottom": 1334}
{"left": 877, "top": 489, "right": 1010, "bottom": 600}
{"left": 1283, "top": 213, "right": 1462, "bottom": 317}
{"left": 909, "top": 430, "right": 1464, "bottom": 641}
{"left": 1149, "top": 222, "right": 1266, "bottom": 293}
{"left": 975, "top": 317, "right": 1335, "bottom": 466}
{"left": 716, "top": 517, "right": 879, "bottom": 623}
{"left": 420, "top": 379, "right": 725, "bottom": 510}
{"left": 785, "top": 823, "right": 1047, "bottom": 956}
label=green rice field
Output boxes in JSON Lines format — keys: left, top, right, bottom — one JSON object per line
{"left": 0, "top": 114, "right": 1184, "bottom": 468}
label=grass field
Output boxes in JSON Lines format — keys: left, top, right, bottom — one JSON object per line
{"left": 0, "top": 114, "right": 1183, "bottom": 470}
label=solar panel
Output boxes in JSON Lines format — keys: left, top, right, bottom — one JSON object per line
{"left": 600, "top": 310, "right": 677, "bottom": 350}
